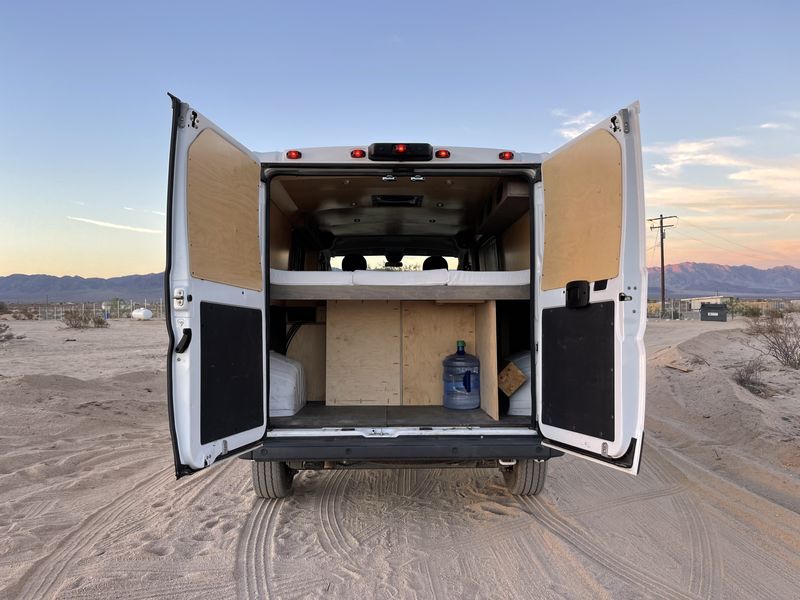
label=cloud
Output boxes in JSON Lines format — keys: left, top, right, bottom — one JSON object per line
{"left": 728, "top": 162, "right": 800, "bottom": 195}
{"left": 124, "top": 206, "right": 166, "bottom": 217}
{"left": 551, "top": 109, "right": 599, "bottom": 139}
{"left": 67, "top": 216, "right": 162, "bottom": 234}
{"left": 644, "top": 137, "right": 747, "bottom": 176}
{"left": 759, "top": 122, "right": 792, "bottom": 130}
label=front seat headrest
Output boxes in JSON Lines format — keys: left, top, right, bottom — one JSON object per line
{"left": 341, "top": 254, "right": 367, "bottom": 271}
{"left": 422, "top": 256, "right": 448, "bottom": 271}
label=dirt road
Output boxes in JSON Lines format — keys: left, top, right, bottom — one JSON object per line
{"left": 1, "top": 319, "right": 798, "bottom": 599}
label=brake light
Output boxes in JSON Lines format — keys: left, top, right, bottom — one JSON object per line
{"left": 394, "top": 143, "right": 408, "bottom": 154}
{"left": 498, "top": 151, "right": 514, "bottom": 160}
{"left": 435, "top": 149, "right": 451, "bottom": 159}
{"left": 286, "top": 150, "right": 302, "bottom": 159}
{"left": 350, "top": 148, "right": 366, "bottom": 158}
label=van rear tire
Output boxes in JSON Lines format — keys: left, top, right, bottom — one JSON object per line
{"left": 251, "top": 461, "right": 294, "bottom": 498}
{"left": 502, "top": 459, "right": 547, "bottom": 496}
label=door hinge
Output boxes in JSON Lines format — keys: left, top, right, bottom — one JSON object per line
{"left": 620, "top": 108, "right": 630, "bottom": 134}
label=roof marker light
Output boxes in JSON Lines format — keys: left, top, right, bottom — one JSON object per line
{"left": 435, "top": 149, "right": 451, "bottom": 159}
{"left": 286, "top": 150, "right": 302, "bottom": 159}
{"left": 394, "top": 143, "right": 408, "bottom": 154}
{"left": 498, "top": 151, "right": 514, "bottom": 160}
{"left": 351, "top": 148, "right": 366, "bottom": 158}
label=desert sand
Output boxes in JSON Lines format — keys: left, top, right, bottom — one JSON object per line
{"left": 1, "top": 318, "right": 799, "bottom": 599}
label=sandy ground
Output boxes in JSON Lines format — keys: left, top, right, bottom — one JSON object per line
{"left": 0, "top": 318, "right": 799, "bottom": 599}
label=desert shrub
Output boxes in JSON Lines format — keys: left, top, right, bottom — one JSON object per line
{"left": 0, "top": 302, "right": 8, "bottom": 314}
{"left": 62, "top": 309, "right": 90, "bottom": 329}
{"left": 746, "top": 314, "right": 800, "bottom": 369}
{"left": 91, "top": 314, "right": 109, "bottom": 328}
{"left": 0, "top": 322, "right": 13, "bottom": 343}
{"left": 739, "top": 305, "right": 762, "bottom": 318}
{"left": 732, "top": 357, "right": 768, "bottom": 396}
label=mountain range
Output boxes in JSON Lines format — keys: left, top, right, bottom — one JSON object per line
{"left": 646, "top": 263, "right": 800, "bottom": 298}
{"left": 0, "top": 263, "right": 798, "bottom": 303}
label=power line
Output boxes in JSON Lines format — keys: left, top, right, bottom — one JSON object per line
{"left": 677, "top": 217, "right": 782, "bottom": 262}
{"left": 668, "top": 228, "right": 771, "bottom": 263}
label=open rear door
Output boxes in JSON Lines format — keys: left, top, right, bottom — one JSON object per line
{"left": 165, "top": 95, "right": 266, "bottom": 477}
{"left": 534, "top": 103, "right": 646, "bottom": 473}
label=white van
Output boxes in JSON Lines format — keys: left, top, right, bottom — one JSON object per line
{"left": 165, "top": 95, "right": 647, "bottom": 498}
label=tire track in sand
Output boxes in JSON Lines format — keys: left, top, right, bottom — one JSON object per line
{"left": 647, "top": 449, "right": 723, "bottom": 599}
{"left": 12, "top": 462, "right": 172, "bottom": 600}
{"left": 12, "top": 457, "right": 234, "bottom": 600}
{"left": 517, "top": 495, "right": 700, "bottom": 600}
{"left": 235, "top": 496, "right": 281, "bottom": 600}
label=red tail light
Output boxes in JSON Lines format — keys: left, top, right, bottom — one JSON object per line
{"left": 286, "top": 150, "right": 302, "bottom": 159}
{"left": 498, "top": 151, "right": 514, "bottom": 160}
{"left": 435, "top": 149, "right": 451, "bottom": 159}
{"left": 350, "top": 148, "right": 366, "bottom": 158}
{"left": 394, "top": 143, "right": 408, "bottom": 154}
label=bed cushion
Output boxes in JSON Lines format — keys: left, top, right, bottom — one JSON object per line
{"left": 269, "top": 269, "right": 353, "bottom": 285}
{"left": 351, "top": 269, "right": 450, "bottom": 286}
{"left": 447, "top": 270, "right": 530, "bottom": 286}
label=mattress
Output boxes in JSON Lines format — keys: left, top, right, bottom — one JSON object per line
{"left": 271, "top": 269, "right": 529, "bottom": 287}
{"left": 351, "top": 269, "right": 450, "bottom": 286}
{"left": 447, "top": 270, "right": 530, "bottom": 286}
{"left": 270, "top": 268, "right": 353, "bottom": 285}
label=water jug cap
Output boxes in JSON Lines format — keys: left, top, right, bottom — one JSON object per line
{"left": 456, "top": 340, "right": 465, "bottom": 348}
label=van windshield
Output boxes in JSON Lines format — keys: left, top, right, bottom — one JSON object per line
{"left": 330, "top": 256, "right": 458, "bottom": 271}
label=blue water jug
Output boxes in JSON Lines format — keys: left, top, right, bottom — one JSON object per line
{"left": 442, "top": 340, "right": 480, "bottom": 410}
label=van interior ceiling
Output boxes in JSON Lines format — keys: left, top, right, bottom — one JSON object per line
{"left": 266, "top": 172, "right": 534, "bottom": 430}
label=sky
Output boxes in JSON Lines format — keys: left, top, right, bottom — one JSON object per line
{"left": 1, "top": 1, "right": 798, "bottom": 277}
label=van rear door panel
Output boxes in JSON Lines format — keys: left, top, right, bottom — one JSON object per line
{"left": 534, "top": 103, "right": 647, "bottom": 473}
{"left": 166, "top": 96, "right": 266, "bottom": 477}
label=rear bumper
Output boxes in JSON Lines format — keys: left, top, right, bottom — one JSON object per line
{"left": 244, "top": 434, "right": 562, "bottom": 462}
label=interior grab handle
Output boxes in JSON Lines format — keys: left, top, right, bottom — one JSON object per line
{"left": 175, "top": 328, "right": 192, "bottom": 353}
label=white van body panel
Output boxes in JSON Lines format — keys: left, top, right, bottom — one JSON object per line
{"left": 534, "top": 103, "right": 647, "bottom": 471}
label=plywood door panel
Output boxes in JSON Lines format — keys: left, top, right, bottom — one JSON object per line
{"left": 475, "top": 300, "right": 499, "bottom": 420}
{"left": 326, "top": 301, "right": 402, "bottom": 405}
{"left": 402, "top": 302, "right": 476, "bottom": 406}
{"left": 187, "top": 128, "right": 262, "bottom": 290}
{"left": 286, "top": 323, "right": 326, "bottom": 402}
{"left": 540, "top": 128, "right": 622, "bottom": 291}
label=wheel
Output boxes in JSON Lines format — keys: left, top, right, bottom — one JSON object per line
{"left": 251, "top": 460, "right": 294, "bottom": 498}
{"left": 502, "top": 459, "right": 547, "bottom": 496}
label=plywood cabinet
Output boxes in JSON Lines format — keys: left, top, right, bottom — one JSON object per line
{"left": 324, "top": 300, "right": 498, "bottom": 419}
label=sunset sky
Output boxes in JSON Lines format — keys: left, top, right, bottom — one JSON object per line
{"left": 1, "top": 1, "right": 798, "bottom": 277}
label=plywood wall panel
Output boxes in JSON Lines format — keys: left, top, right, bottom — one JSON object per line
{"left": 475, "top": 300, "right": 499, "bottom": 420}
{"left": 286, "top": 323, "right": 326, "bottom": 402}
{"left": 502, "top": 212, "right": 531, "bottom": 271}
{"left": 269, "top": 201, "right": 291, "bottom": 270}
{"left": 402, "top": 302, "right": 476, "bottom": 406}
{"left": 326, "top": 301, "right": 402, "bottom": 405}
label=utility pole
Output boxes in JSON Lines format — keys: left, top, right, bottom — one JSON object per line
{"left": 647, "top": 214, "right": 677, "bottom": 318}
